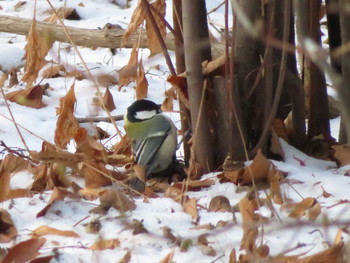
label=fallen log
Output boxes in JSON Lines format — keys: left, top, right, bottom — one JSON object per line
{"left": 0, "top": 15, "right": 224, "bottom": 58}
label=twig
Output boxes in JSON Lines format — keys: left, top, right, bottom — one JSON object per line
{"left": 76, "top": 115, "right": 123, "bottom": 123}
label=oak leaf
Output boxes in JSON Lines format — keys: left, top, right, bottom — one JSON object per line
{"left": 1, "top": 238, "right": 46, "bottom": 263}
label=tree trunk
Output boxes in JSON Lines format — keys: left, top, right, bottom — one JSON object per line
{"left": 182, "top": 0, "right": 214, "bottom": 173}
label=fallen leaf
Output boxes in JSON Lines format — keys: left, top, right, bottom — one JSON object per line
{"left": 5, "top": 85, "right": 46, "bottom": 108}
{"left": 159, "top": 250, "right": 174, "bottom": 263}
{"left": 54, "top": 84, "right": 79, "bottom": 148}
{"left": 30, "top": 141, "right": 85, "bottom": 168}
{"left": 332, "top": 145, "right": 350, "bottom": 167}
{"left": 78, "top": 160, "right": 112, "bottom": 188}
{"left": 321, "top": 186, "right": 333, "bottom": 198}
{"left": 97, "top": 73, "right": 119, "bottom": 87}
{"left": 117, "top": 250, "right": 131, "bottom": 263}
{"left": 267, "top": 165, "right": 284, "bottom": 204}
{"left": 42, "top": 64, "right": 66, "bottom": 78}
{"left": 162, "top": 226, "right": 181, "bottom": 245}
{"left": 0, "top": 154, "right": 30, "bottom": 202}
{"left": 164, "top": 186, "right": 186, "bottom": 203}
{"left": 208, "top": 196, "right": 231, "bottom": 212}
{"left": 173, "top": 178, "right": 214, "bottom": 191}
{"left": 45, "top": 7, "right": 80, "bottom": 22}
{"left": 288, "top": 197, "right": 320, "bottom": 221}
{"left": 36, "top": 187, "right": 71, "bottom": 218}
{"left": 89, "top": 239, "right": 120, "bottom": 250}
{"left": 241, "top": 149, "right": 271, "bottom": 185}
{"left": 0, "top": 209, "right": 17, "bottom": 243}
{"left": 90, "top": 189, "right": 136, "bottom": 214}
{"left": 183, "top": 197, "right": 198, "bottom": 221}
{"left": 239, "top": 197, "right": 258, "bottom": 253}
{"left": 32, "top": 226, "right": 79, "bottom": 238}
{"left": 1, "top": 238, "right": 46, "bottom": 263}
{"left": 112, "top": 135, "right": 132, "bottom": 156}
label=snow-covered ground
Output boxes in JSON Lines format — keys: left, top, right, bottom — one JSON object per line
{"left": 0, "top": 1, "right": 349, "bottom": 262}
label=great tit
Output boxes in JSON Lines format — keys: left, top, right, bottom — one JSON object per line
{"left": 124, "top": 99, "right": 178, "bottom": 178}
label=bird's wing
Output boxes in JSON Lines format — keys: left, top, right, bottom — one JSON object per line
{"left": 134, "top": 115, "right": 172, "bottom": 173}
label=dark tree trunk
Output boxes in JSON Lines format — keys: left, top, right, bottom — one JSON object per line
{"left": 182, "top": 0, "right": 215, "bottom": 173}
{"left": 172, "top": 0, "right": 191, "bottom": 164}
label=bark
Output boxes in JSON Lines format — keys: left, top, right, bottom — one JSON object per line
{"left": 172, "top": 0, "right": 191, "bottom": 164}
{"left": 182, "top": 0, "right": 214, "bottom": 172}
{"left": 295, "top": 0, "right": 330, "bottom": 140}
{"left": 339, "top": 0, "right": 350, "bottom": 143}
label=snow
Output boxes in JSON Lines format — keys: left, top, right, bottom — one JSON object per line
{"left": 0, "top": 0, "right": 349, "bottom": 262}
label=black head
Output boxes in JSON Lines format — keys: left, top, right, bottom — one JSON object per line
{"left": 127, "top": 99, "right": 161, "bottom": 122}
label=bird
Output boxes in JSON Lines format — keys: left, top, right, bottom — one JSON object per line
{"left": 124, "top": 99, "right": 178, "bottom": 180}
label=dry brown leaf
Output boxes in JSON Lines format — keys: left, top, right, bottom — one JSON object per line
{"left": 32, "top": 226, "right": 79, "bottom": 238}
{"left": 121, "top": 2, "right": 146, "bottom": 47}
{"left": 229, "top": 249, "right": 237, "bottom": 263}
{"left": 332, "top": 145, "right": 350, "bottom": 166}
{"left": 113, "top": 135, "right": 132, "bottom": 155}
{"left": 90, "top": 189, "right": 136, "bottom": 214}
{"left": 239, "top": 197, "right": 258, "bottom": 253}
{"left": 271, "top": 118, "right": 290, "bottom": 143}
{"left": 0, "top": 154, "right": 29, "bottom": 202}
{"left": 30, "top": 141, "right": 85, "bottom": 168}
{"left": 202, "top": 55, "right": 225, "bottom": 75}
{"left": 44, "top": 7, "right": 80, "bottom": 22}
{"left": 298, "top": 242, "right": 343, "bottom": 263}
{"left": 269, "top": 127, "right": 285, "bottom": 160}
{"left": 0, "top": 209, "right": 17, "bottom": 243}
{"left": 1, "top": 238, "right": 46, "bottom": 263}
{"left": 173, "top": 178, "right": 215, "bottom": 191}
{"left": 164, "top": 186, "right": 186, "bottom": 203}
{"left": 145, "top": 0, "right": 166, "bottom": 55}
{"left": 79, "top": 188, "right": 107, "bottom": 201}
{"left": 321, "top": 186, "right": 332, "bottom": 198}
{"left": 183, "top": 197, "right": 198, "bottom": 221}
{"left": 42, "top": 64, "right": 66, "bottom": 78}
{"left": 167, "top": 75, "right": 189, "bottom": 109}
{"left": 118, "top": 47, "right": 138, "bottom": 88}
{"left": 97, "top": 73, "right": 119, "bottom": 87}
{"left": 5, "top": 85, "right": 46, "bottom": 108}
{"left": 241, "top": 149, "right": 271, "bottom": 185}
{"left": 288, "top": 197, "right": 320, "bottom": 221}
{"left": 135, "top": 63, "right": 148, "bottom": 100}
{"left": 159, "top": 250, "right": 174, "bottom": 263}
{"left": 7, "top": 189, "right": 33, "bottom": 199}
{"left": 54, "top": 84, "right": 79, "bottom": 148}
{"left": 89, "top": 238, "right": 120, "bottom": 250}
{"left": 161, "top": 87, "right": 175, "bottom": 112}
{"left": 117, "top": 250, "right": 131, "bottom": 263}
{"left": 22, "top": 18, "right": 53, "bottom": 86}
{"left": 78, "top": 160, "right": 112, "bottom": 188}
{"left": 208, "top": 196, "right": 231, "bottom": 212}
{"left": 36, "top": 187, "right": 70, "bottom": 218}
{"left": 267, "top": 165, "right": 284, "bottom": 204}
{"left": 66, "top": 69, "right": 85, "bottom": 80}
{"left": 219, "top": 169, "right": 245, "bottom": 185}
{"left": 30, "top": 164, "right": 48, "bottom": 192}
{"left": 103, "top": 87, "right": 116, "bottom": 112}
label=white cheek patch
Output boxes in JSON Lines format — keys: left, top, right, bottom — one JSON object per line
{"left": 135, "top": 110, "right": 157, "bottom": 120}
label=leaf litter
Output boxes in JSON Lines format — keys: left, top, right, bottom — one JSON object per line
{"left": 0, "top": 0, "right": 349, "bottom": 262}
